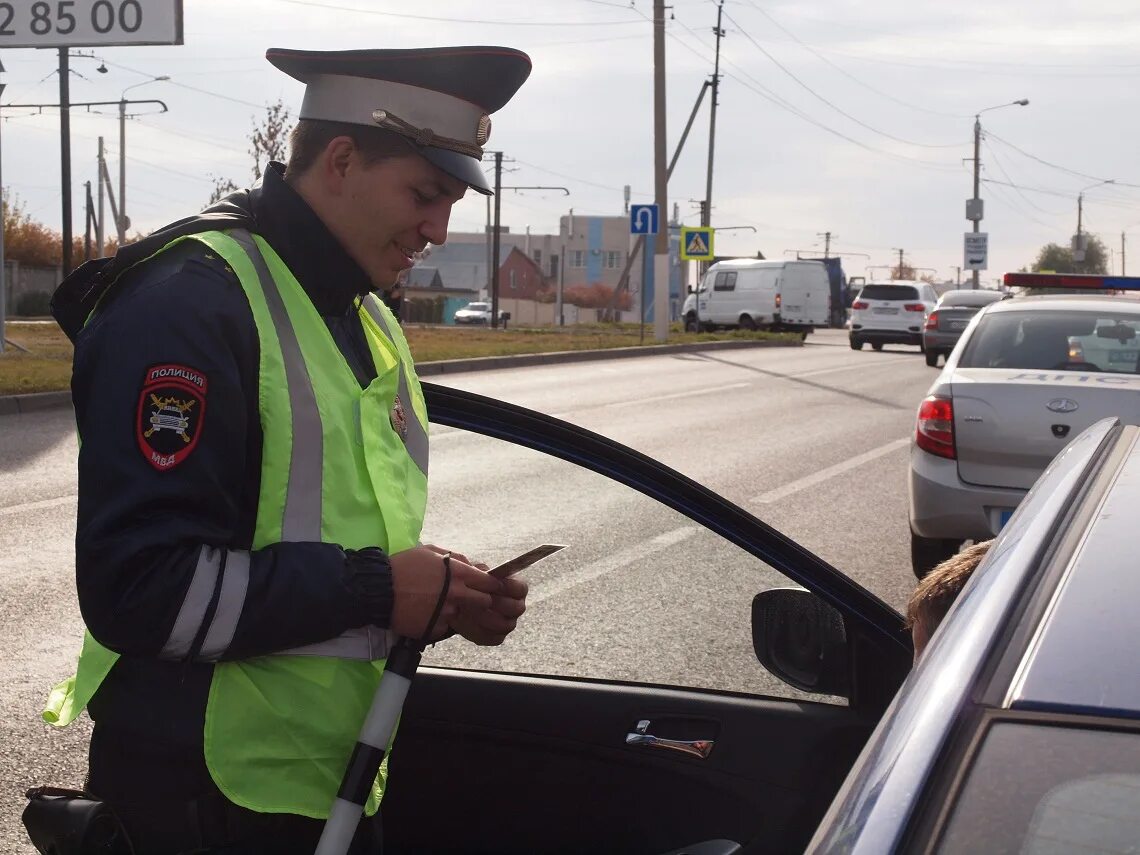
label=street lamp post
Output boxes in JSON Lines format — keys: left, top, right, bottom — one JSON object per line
{"left": 970, "top": 99, "right": 1029, "bottom": 289}
{"left": 119, "top": 76, "right": 170, "bottom": 242}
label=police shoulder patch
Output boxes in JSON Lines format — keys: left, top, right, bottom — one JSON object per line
{"left": 136, "top": 364, "right": 208, "bottom": 471}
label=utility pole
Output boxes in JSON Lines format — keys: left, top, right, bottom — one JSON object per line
{"left": 653, "top": 0, "right": 669, "bottom": 341}
{"left": 97, "top": 138, "right": 106, "bottom": 256}
{"left": 1123, "top": 231, "right": 1127, "bottom": 276}
{"left": 491, "top": 150, "right": 504, "bottom": 329}
{"left": 84, "top": 181, "right": 93, "bottom": 262}
{"left": 817, "top": 231, "right": 833, "bottom": 258}
{"left": 971, "top": 114, "right": 981, "bottom": 290}
{"left": 953, "top": 266, "right": 962, "bottom": 285}
{"left": 60, "top": 48, "right": 73, "bottom": 275}
{"left": 704, "top": 0, "right": 724, "bottom": 232}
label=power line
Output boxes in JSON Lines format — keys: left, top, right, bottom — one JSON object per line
{"left": 981, "top": 178, "right": 1140, "bottom": 212}
{"left": 659, "top": 12, "right": 961, "bottom": 172}
{"left": 986, "top": 131, "right": 1140, "bottom": 189}
{"left": 719, "top": 8, "right": 968, "bottom": 149}
{"left": 737, "top": 0, "right": 971, "bottom": 120}
{"left": 982, "top": 141, "right": 1068, "bottom": 217}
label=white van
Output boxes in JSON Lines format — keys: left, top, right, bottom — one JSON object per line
{"left": 681, "top": 259, "right": 831, "bottom": 335}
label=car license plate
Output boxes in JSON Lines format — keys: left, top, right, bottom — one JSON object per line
{"left": 998, "top": 509, "right": 1014, "bottom": 529}
{"left": 873, "top": 307, "right": 899, "bottom": 315}
{"left": 950, "top": 320, "right": 969, "bottom": 330}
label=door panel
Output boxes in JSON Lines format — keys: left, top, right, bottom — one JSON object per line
{"left": 384, "top": 669, "right": 876, "bottom": 855}
{"left": 376, "top": 385, "right": 909, "bottom": 852}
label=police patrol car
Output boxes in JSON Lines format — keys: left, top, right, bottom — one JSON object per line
{"left": 909, "top": 272, "right": 1140, "bottom": 576}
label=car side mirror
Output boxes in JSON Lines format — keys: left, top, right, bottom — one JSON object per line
{"left": 752, "top": 588, "right": 850, "bottom": 697}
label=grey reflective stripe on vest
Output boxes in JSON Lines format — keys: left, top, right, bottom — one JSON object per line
{"left": 278, "top": 625, "right": 391, "bottom": 661}
{"left": 161, "top": 546, "right": 250, "bottom": 661}
{"left": 361, "top": 296, "right": 429, "bottom": 478}
{"left": 228, "top": 229, "right": 323, "bottom": 542}
{"left": 226, "top": 232, "right": 393, "bottom": 662}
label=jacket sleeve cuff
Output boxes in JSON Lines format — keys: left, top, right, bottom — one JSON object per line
{"left": 344, "top": 547, "right": 395, "bottom": 628}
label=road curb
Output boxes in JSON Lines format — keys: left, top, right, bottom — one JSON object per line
{"left": 414, "top": 337, "right": 800, "bottom": 375}
{"left": 1, "top": 338, "right": 801, "bottom": 413}
{"left": 0, "top": 390, "right": 72, "bottom": 415}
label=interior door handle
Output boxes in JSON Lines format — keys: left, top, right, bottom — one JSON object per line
{"left": 625, "top": 719, "right": 714, "bottom": 759}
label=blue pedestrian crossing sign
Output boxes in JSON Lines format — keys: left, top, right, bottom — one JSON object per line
{"left": 681, "top": 227, "right": 715, "bottom": 261}
{"left": 630, "top": 204, "right": 659, "bottom": 235}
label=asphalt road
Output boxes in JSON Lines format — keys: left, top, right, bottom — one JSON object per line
{"left": 0, "top": 329, "right": 937, "bottom": 852}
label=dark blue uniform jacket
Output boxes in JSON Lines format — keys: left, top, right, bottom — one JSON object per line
{"left": 52, "top": 163, "right": 396, "bottom": 799}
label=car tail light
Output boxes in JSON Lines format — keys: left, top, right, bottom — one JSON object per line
{"left": 916, "top": 396, "right": 955, "bottom": 459}
{"left": 852, "top": 300, "right": 869, "bottom": 310}
{"left": 775, "top": 293, "right": 782, "bottom": 309}
{"left": 924, "top": 310, "right": 940, "bottom": 330}
{"left": 904, "top": 303, "right": 926, "bottom": 312}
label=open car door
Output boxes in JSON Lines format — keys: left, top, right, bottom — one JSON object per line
{"left": 381, "top": 384, "right": 912, "bottom": 855}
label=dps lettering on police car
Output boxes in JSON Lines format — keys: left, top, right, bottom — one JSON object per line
{"left": 136, "top": 363, "right": 207, "bottom": 471}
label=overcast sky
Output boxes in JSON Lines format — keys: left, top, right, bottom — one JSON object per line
{"left": 3, "top": 0, "right": 1139, "bottom": 285}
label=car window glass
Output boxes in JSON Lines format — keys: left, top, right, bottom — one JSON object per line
{"left": 936, "top": 723, "right": 1140, "bottom": 854}
{"left": 959, "top": 310, "right": 1140, "bottom": 374}
{"left": 860, "top": 285, "right": 918, "bottom": 301}
{"left": 421, "top": 424, "right": 842, "bottom": 705}
{"left": 714, "top": 272, "right": 737, "bottom": 292}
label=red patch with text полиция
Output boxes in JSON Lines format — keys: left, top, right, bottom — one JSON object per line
{"left": 136, "top": 364, "right": 208, "bottom": 471}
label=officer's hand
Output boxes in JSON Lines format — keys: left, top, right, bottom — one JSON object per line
{"left": 388, "top": 546, "right": 501, "bottom": 640}
{"left": 450, "top": 576, "right": 528, "bottom": 646}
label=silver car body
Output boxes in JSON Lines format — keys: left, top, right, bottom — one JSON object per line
{"left": 909, "top": 295, "right": 1140, "bottom": 570}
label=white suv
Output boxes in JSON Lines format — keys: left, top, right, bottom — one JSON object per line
{"left": 849, "top": 282, "right": 938, "bottom": 351}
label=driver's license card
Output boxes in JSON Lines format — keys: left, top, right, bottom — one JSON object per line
{"left": 490, "top": 544, "right": 568, "bottom": 579}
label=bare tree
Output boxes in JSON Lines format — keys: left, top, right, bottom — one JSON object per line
{"left": 249, "top": 99, "right": 292, "bottom": 181}
{"left": 203, "top": 99, "right": 293, "bottom": 207}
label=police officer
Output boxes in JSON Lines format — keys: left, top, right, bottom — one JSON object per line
{"left": 44, "top": 46, "right": 532, "bottom": 853}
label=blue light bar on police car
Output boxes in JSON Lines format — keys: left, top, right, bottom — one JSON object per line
{"left": 1004, "top": 272, "right": 1140, "bottom": 290}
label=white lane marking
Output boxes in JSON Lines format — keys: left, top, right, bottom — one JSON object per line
{"left": 529, "top": 526, "right": 698, "bottom": 606}
{"left": 752, "top": 438, "right": 910, "bottom": 504}
{"left": 791, "top": 362, "right": 883, "bottom": 380}
{"left": 604, "top": 382, "right": 750, "bottom": 409}
{"left": 0, "top": 495, "right": 77, "bottom": 517}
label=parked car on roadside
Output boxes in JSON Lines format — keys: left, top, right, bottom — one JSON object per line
{"left": 849, "top": 281, "right": 938, "bottom": 352}
{"left": 453, "top": 301, "right": 504, "bottom": 325}
{"left": 922, "top": 289, "right": 1004, "bottom": 367}
{"left": 908, "top": 272, "right": 1140, "bottom": 576}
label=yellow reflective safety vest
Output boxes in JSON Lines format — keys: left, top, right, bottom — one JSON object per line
{"left": 45, "top": 229, "right": 429, "bottom": 819}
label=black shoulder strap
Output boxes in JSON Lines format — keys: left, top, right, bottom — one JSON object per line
{"left": 50, "top": 211, "right": 253, "bottom": 343}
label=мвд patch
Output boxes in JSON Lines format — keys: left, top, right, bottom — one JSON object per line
{"left": 136, "top": 364, "right": 208, "bottom": 471}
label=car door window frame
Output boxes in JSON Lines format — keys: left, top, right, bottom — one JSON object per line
{"left": 423, "top": 382, "right": 912, "bottom": 711}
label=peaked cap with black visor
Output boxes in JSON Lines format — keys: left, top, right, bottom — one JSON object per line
{"left": 266, "top": 47, "right": 531, "bottom": 195}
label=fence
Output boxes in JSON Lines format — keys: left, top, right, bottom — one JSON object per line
{"left": 3, "top": 261, "right": 62, "bottom": 317}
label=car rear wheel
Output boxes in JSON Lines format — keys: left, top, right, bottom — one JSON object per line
{"left": 739, "top": 314, "right": 758, "bottom": 331}
{"left": 925, "top": 350, "right": 940, "bottom": 367}
{"left": 849, "top": 337, "right": 863, "bottom": 350}
{"left": 871, "top": 343, "right": 884, "bottom": 352}
{"left": 911, "top": 531, "right": 961, "bottom": 579}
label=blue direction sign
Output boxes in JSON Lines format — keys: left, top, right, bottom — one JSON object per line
{"left": 630, "top": 204, "right": 659, "bottom": 235}
{"left": 680, "top": 227, "right": 714, "bottom": 261}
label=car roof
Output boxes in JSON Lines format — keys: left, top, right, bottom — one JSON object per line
{"left": 810, "top": 420, "right": 1127, "bottom": 853}
{"left": 984, "top": 295, "right": 1140, "bottom": 316}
